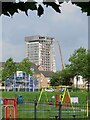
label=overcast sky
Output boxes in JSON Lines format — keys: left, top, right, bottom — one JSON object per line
{"left": 0, "top": 1, "right": 88, "bottom": 71}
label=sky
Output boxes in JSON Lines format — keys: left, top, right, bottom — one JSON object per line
{"left": 0, "top": 1, "right": 88, "bottom": 71}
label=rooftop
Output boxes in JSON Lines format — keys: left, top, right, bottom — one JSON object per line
{"left": 25, "top": 35, "right": 54, "bottom": 42}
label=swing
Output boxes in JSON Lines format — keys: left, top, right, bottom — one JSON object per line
{"left": 36, "top": 88, "right": 52, "bottom": 111}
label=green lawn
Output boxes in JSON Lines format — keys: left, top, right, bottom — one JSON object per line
{"left": 1, "top": 91, "right": 88, "bottom": 119}
{"left": 2, "top": 91, "right": 88, "bottom": 103}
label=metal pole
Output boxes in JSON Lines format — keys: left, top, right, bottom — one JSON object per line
{"left": 58, "top": 101, "right": 62, "bottom": 120}
{"left": 76, "top": 75, "right": 78, "bottom": 92}
{"left": 34, "top": 99, "right": 37, "bottom": 120}
{"left": 14, "top": 74, "right": 16, "bottom": 92}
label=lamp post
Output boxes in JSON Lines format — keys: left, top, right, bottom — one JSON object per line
{"left": 58, "top": 101, "right": 62, "bottom": 120}
{"left": 76, "top": 75, "right": 79, "bottom": 91}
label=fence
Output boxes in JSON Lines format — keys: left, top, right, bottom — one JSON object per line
{"left": 4, "top": 102, "right": 88, "bottom": 119}
{"left": 1, "top": 99, "right": 89, "bottom": 120}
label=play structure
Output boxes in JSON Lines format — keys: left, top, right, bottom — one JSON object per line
{"left": 56, "top": 86, "right": 73, "bottom": 108}
{"left": 1, "top": 86, "right": 89, "bottom": 119}
{"left": 5, "top": 71, "right": 38, "bottom": 92}
{"left": 37, "top": 86, "right": 73, "bottom": 108}
{"left": 36, "top": 86, "right": 89, "bottom": 118}
{"left": 3, "top": 98, "right": 17, "bottom": 119}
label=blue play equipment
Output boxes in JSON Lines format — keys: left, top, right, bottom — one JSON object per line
{"left": 17, "top": 95, "right": 23, "bottom": 104}
{"left": 5, "top": 71, "right": 38, "bottom": 92}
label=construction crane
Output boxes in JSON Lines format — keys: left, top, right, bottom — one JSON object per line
{"left": 56, "top": 40, "right": 64, "bottom": 70}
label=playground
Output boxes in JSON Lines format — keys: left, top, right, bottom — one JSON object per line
{"left": 1, "top": 87, "right": 89, "bottom": 119}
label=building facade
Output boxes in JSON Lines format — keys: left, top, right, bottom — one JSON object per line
{"left": 25, "top": 35, "right": 56, "bottom": 72}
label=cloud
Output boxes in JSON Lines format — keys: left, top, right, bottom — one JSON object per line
{"left": 0, "top": 17, "right": 2, "bottom": 62}
{"left": 2, "top": 38, "right": 25, "bottom": 62}
{"left": 1, "top": 2, "right": 88, "bottom": 71}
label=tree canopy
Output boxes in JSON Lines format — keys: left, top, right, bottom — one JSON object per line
{"left": 17, "top": 58, "right": 33, "bottom": 75}
{"left": 1, "top": 57, "right": 33, "bottom": 81}
{"left": 0, "top": 0, "right": 90, "bottom": 17}
{"left": 50, "top": 47, "right": 90, "bottom": 87}
{"left": 2, "top": 58, "right": 17, "bottom": 81}
{"left": 67, "top": 47, "right": 88, "bottom": 77}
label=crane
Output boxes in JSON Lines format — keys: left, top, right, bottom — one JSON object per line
{"left": 56, "top": 40, "right": 64, "bottom": 70}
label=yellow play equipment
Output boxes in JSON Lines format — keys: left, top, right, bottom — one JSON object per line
{"left": 36, "top": 85, "right": 89, "bottom": 118}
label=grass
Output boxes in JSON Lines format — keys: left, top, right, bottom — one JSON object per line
{"left": 1, "top": 91, "right": 88, "bottom": 119}
{"left": 2, "top": 91, "right": 88, "bottom": 103}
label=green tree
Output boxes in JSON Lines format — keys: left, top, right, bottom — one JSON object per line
{"left": 50, "top": 71, "right": 62, "bottom": 86}
{"left": 0, "top": 67, "right": 3, "bottom": 81}
{"left": 50, "top": 47, "right": 89, "bottom": 87}
{"left": 60, "top": 68, "right": 73, "bottom": 86}
{"left": 17, "top": 58, "right": 32, "bottom": 75}
{"left": 68, "top": 47, "right": 87, "bottom": 76}
{"left": 2, "top": 58, "right": 17, "bottom": 81}
{"left": 1, "top": 1, "right": 90, "bottom": 17}
{"left": 66, "top": 47, "right": 90, "bottom": 91}
{"left": 50, "top": 68, "right": 73, "bottom": 86}
{"left": 82, "top": 51, "right": 90, "bottom": 92}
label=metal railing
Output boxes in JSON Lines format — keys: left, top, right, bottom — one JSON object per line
{"left": 1, "top": 100, "right": 89, "bottom": 120}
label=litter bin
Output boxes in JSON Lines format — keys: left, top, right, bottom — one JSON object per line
{"left": 17, "top": 95, "right": 23, "bottom": 104}
{"left": 0, "top": 98, "right": 3, "bottom": 105}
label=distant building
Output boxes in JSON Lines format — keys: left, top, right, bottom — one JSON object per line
{"left": 31, "top": 63, "right": 54, "bottom": 88}
{"left": 25, "top": 35, "right": 56, "bottom": 72}
{"left": 73, "top": 75, "right": 86, "bottom": 88}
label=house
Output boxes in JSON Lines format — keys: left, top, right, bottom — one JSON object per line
{"left": 73, "top": 75, "right": 86, "bottom": 89}
{"left": 0, "top": 62, "right": 54, "bottom": 90}
{"left": 31, "top": 63, "right": 54, "bottom": 88}
{"left": 0, "top": 81, "right": 5, "bottom": 91}
{"left": 85, "top": 81, "right": 90, "bottom": 90}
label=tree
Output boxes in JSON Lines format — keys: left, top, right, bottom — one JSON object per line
{"left": 50, "top": 67, "right": 73, "bottom": 86}
{"left": 2, "top": 58, "right": 17, "bottom": 81}
{"left": 66, "top": 47, "right": 90, "bottom": 91}
{"left": 50, "top": 47, "right": 89, "bottom": 87}
{"left": 68, "top": 47, "right": 87, "bottom": 77}
{"left": 59, "top": 68, "right": 73, "bottom": 86}
{"left": 50, "top": 71, "right": 62, "bottom": 86}
{"left": 0, "top": 0, "right": 90, "bottom": 17}
{"left": 17, "top": 58, "right": 33, "bottom": 75}
{"left": 82, "top": 50, "right": 90, "bottom": 92}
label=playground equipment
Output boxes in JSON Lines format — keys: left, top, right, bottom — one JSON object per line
{"left": 55, "top": 86, "right": 74, "bottom": 109}
{"left": 17, "top": 95, "right": 23, "bottom": 104}
{"left": 5, "top": 71, "right": 38, "bottom": 92}
{"left": 3, "top": 98, "right": 17, "bottom": 119}
{"left": 56, "top": 94, "right": 62, "bottom": 108}
{"left": 37, "top": 88, "right": 49, "bottom": 107}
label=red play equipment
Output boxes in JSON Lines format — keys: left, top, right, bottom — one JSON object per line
{"left": 56, "top": 94, "right": 62, "bottom": 108}
{"left": 56, "top": 86, "right": 72, "bottom": 108}
{"left": 65, "top": 93, "right": 70, "bottom": 107}
{"left": 4, "top": 98, "right": 17, "bottom": 119}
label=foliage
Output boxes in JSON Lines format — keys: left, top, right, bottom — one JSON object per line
{"left": 68, "top": 47, "right": 87, "bottom": 76}
{"left": 59, "top": 68, "right": 73, "bottom": 86}
{"left": 17, "top": 58, "right": 33, "bottom": 75}
{"left": 50, "top": 47, "right": 89, "bottom": 86}
{"left": 66, "top": 47, "right": 90, "bottom": 86}
{"left": 50, "top": 71, "right": 61, "bottom": 86}
{"left": 1, "top": 58, "right": 33, "bottom": 81}
{"left": 72, "top": 2, "right": 90, "bottom": 16}
{"left": 1, "top": 1, "right": 90, "bottom": 17}
{"left": 2, "top": 58, "right": 17, "bottom": 81}
{"left": 50, "top": 68, "right": 73, "bottom": 86}
{"left": 2, "top": 1, "right": 37, "bottom": 16}
{"left": 0, "top": 67, "right": 3, "bottom": 81}
{"left": 82, "top": 50, "right": 90, "bottom": 80}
